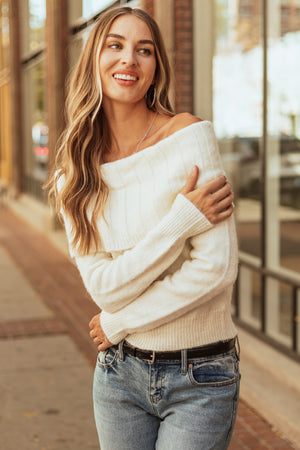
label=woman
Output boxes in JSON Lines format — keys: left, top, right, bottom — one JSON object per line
{"left": 48, "top": 6, "right": 240, "bottom": 450}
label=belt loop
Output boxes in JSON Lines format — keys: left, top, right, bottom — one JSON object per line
{"left": 118, "top": 340, "right": 125, "bottom": 361}
{"left": 235, "top": 336, "right": 240, "bottom": 361}
{"left": 181, "top": 349, "right": 187, "bottom": 375}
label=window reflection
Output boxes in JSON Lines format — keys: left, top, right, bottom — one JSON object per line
{"left": 23, "top": 59, "right": 48, "bottom": 201}
{"left": 266, "top": 279, "right": 293, "bottom": 347}
{"left": 29, "top": 0, "right": 46, "bottom": 51}
{"left": 82, "top": 0, "right": 116, "bottom": 19}
{"left": 69, "top": 0, "right": 117, "bottom": 24}
{"left": 21, "top": 0, "right": 46, "bottom": 56}
{"left": 267, "top": 0, "right": 300, "bottom": 274}
{"left": 238, "top": 266, "right": 262, "bottom": 330}
{"left": 213, "top": 0, "right": 263, "bottom": 259}
{"left": 0, "top": 0, "right": 9, "bottom": 69}
{"left": 0, "top": 82, "right": 11, "bottom": 183}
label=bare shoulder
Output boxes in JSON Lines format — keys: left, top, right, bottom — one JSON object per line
{"left": 153, "top": 112, "right": 203, "bottom": 144}
{"left": 167, "top": 113, "right": 202, "bottom": 135}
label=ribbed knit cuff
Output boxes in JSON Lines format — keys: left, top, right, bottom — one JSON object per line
{"left": 160, "top": 194, "right": 213, "bottom": 239}
{"left": 101, "top": 310, "right": 126, "bottom": 345}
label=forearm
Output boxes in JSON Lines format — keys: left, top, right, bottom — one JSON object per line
{"left": 72, "top": 194, "right": 212, "bottom": 313}
{"left": 100, "top": 217, "right": 238, "bottom": 344}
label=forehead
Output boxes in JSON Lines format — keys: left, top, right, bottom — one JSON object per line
{"left": 108, "top": 14, "right": 153, "bottom": 40}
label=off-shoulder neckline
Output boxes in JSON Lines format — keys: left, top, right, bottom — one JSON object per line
{"left": 100, "top": 120, "right": 212, "bottom": 169}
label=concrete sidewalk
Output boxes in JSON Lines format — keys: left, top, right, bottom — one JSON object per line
{"left": 0, "top": 206, "right": 298, "bottom": 449}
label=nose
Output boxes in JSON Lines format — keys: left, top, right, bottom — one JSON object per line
{"left": 121, "top": 48, "right": 137, "bottom": 66}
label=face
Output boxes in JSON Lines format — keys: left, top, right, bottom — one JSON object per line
{"left": 99, "top": 15, "right": 157, "bottom": 109}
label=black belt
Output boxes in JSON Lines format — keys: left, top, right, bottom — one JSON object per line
{"left": 120, "top": 338, "right": 236, "bottom": 363}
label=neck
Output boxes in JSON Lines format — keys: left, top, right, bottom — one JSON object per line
{"left": 103, "top": 102, "right": 156, "bottom": 159}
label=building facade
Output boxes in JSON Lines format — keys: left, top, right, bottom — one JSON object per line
{"left": 1, "top": 0, "right": 300, "bottom": 359}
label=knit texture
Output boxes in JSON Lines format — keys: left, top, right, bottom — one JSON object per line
{"left": 62, "top": 121, "right": 238, "bottom": 350}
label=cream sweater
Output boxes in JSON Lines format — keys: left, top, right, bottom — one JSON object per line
{"left": 61, "top": 121, "right": 238, "bottom": 351}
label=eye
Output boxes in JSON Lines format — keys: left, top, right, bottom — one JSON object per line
{"left": 138, "top": 48, "right": 152, "bottom": 55}
{"left": 108, "top": 42, "right": 122, "bottom": 50}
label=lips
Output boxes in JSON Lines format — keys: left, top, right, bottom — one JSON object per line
{"left": 114, "top": 74, "right": 138, "bottom": 81}
{"left": 112, "top": 70, "right": 139, "bottom": 81}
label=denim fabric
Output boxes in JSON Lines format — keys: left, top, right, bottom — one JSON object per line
{"left": 93, "top": 343, "right": 240, "bottom": 450}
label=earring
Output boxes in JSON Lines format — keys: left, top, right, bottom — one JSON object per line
{"left": 150, "top": 85, "right": 156, "bottom": 108}
{"left": 146, "top": 84, "right": 156, "bottom": 108}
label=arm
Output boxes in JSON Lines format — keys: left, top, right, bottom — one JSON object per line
{"left": 99, "top": 214, "right": 238, "bottom": 345}
{"left": 64, "top": 169, "right": 233, "bottom": 315}
{"left": 71, "top": 192, "right": 212, "bottom": 314}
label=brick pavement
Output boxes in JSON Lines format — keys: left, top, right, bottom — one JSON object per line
{"left": 0, "top": 207, "right": 296, "bottom": 449}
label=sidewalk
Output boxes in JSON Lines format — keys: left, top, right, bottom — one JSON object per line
{"left": 0, "top": 206, "right": 297, "bottom": 450}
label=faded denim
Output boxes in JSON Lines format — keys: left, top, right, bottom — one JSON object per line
{"left": 93, "top": 342, "right": 240, "bottom": 450}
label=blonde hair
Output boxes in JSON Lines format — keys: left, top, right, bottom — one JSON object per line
{"left": 46, "top": 6, "right": 174, "bottom": 255}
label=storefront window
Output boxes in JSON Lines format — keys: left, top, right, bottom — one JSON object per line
{"left": 263, "top": 0, "right": 300, "bottom": 348}
{"left": 69, "top": 0, "right": 140, "bottom": 25}
{"left": 22, "top": 59, "right": 48, "bottom": 201}
{"left": 0, "top": 82, "right": 11, "bottom": 183}
{"left": 213, "top": 0, "right": 263, "bottom": 261}
{"left": 68, "top": 27, "right": 93, "bottom": 69}
{"left": 20, "top": 0, "right": 46, "bottom": 57}
{"left": 82, "top": 0, "right": 117, "bottom": 18}
{"left": 69, "top": 0, "right": 118, "bottom": 25}
{"left": 267, "top": 0, "right": 300, "bottom": 275}
{"left": 0, "top": 0, "right": 9, "bottom": 69}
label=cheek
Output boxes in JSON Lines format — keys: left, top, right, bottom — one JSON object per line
{"left": 99, "top": 53, "right": 113, "bottom": 75}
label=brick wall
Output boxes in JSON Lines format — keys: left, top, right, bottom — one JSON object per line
{"left": 174, "top": 0, "right": 193, "bottom": 113}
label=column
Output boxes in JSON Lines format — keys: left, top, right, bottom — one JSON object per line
{"left": 45, "top": 0, "right": 68, "bottom": 171}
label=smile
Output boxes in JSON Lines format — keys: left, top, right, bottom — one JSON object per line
{"left": 113, "top": 74, "right": 138, "bottom": 81}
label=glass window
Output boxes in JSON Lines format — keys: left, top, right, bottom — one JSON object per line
{"left": 267, "top": 0, "right": 300, "bottom": 274}
{"left": 82, "top": 0, "right": 117, "bottom": 19}
{"left": 0, "top": 82, "right": 11, "bottom": 183}
{"left": 238, "top": 266, "right": 262, "bottom": 330}
{"left": 68, "top": 25, "right": 94, "bottom": 69}
{"left": 0, "top": 0, "right": 9, "bottom": 70}
{"left": 213, "top": 0, "right": 264, "bottom": 260}
{"left": 266, "top": 279, "right": 294, "bottom": 348}
{"left": 20, "top": 0, "right": 46, "bottom": 57}
{"left": 69, "top": 0, "right": 118, "bottom": 25}
{"left": 22, "top": 59, "right": 48, "bottom": 201}
{"left": 69, "top": 0, "right": 140, "bottom": 24}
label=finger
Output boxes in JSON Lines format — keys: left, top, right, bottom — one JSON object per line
{"left": 98, "top": 341, "right": 112, "bottom": 352}
{"left": 89, "top": 316, "right": 97, "bottom": 329}
{"left": 211, "top": 204, "right": 234, "bottom": 224}
{"left": 180, "top": 166, "right": 199, "bottom": 195}
{"left": 203, "top": 175, "right": 227, "bottom": 195}
{"left": 214, "top": 192, "right": 234, "bottom": 212}
{"left": 211, "top": 181, "right": 232, "bottom": 202}
{"left": 89, "top": 329, "right": 94, "bottom": 338}
{"left": 90, "top": 328, "right": 103, "bottom": 339}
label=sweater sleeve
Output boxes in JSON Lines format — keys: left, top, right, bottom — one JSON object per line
{"left": 68, "top": 194, "right": 213, "bottom": 313}
{"left": 99, "top": 215, "right": 238, "bottom": 344}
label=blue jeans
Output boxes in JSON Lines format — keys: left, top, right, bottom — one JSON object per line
{"left": 93, "top": 341, "right": 240, "bottom": 450}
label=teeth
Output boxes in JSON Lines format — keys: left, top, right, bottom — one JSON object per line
{"left": 114, "top": 74, "right": 138, "bottom": 81}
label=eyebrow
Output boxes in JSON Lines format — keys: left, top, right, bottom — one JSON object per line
{"left": 106, "top": 33, "right": 154, "bottom": 46}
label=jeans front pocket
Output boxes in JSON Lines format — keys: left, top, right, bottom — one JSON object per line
{"left": 96, "top": 346, "right": 118, "bottom": 370}
{"left": 188, "top": 350, "right": 239, "bottom": 387}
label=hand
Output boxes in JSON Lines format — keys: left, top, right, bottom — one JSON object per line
{"left": 89, "top": 313, "right": 113, "bottom": 351}
{"left": 180, "top": 166, "right": 234, "bottom": 224}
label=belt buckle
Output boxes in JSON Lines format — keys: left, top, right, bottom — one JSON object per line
{"left": 143, "top": 350, "right": 156, "bottom": 363}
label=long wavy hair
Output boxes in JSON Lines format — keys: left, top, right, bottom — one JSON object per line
{"left": 46, "top": 6, "right": 174, "bottom": 256}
